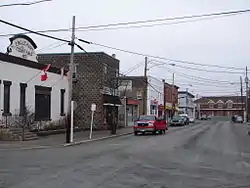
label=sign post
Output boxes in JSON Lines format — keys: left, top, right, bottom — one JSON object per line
{"left": 89, "top": 103, "right": 96, "bottom": 139}
{"left": 70, "top": 101, "right": 74, "bottom": 143}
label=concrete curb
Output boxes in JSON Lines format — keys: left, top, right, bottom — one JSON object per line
{"left": 0, "top": 131, "right": 133, "bottom": 151}
{"left": 64, "top": 132, "right": 133, "bottom": 147}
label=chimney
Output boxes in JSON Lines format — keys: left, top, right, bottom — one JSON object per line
{"left": 112, "top": 54, "right": 116, "bottom": 58}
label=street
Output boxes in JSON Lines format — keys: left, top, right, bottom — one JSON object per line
{"left": 1, "top": 121, "right": 250, "bottom": 188}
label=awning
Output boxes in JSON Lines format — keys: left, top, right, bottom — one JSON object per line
{"left": 103, "top": 94, "right": 122, "bottom": 106}
{"left": 127, "top": 99, "right": 139, "bottom": 105}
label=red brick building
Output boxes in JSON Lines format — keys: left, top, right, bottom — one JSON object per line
{"left": 38, "top": 52, "right": 121, "bottom": 130}
{"left": 164, "top": 82, "right": 179, "bottom": 118}
{"left": 194, "top": 96, "right": 245, "bottom": 117}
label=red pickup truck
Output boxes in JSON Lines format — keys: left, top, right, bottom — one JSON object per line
{"left": 133, "top": 115, "right": 167, "bottom": 135}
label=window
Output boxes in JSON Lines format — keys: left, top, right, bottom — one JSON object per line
{"left": 35, "top": 86, "right": 51, "bottom": 121}
{"left": 227, "top": 102, "right": 233, "bottom": 109}
{"left": 218, "top": 103, "right": 223, "bottom": 109}
{"left": 19, "top": 83, "right": 27, "bottom": 116}
{"left": 115, "top": 69, "right": 119, "bottom": 77}
{"left": 60, "top": 89, "right": 65, "bottom": 116}
{"left": 209, "top": 103, "right": 214, "bottom": 109}
{"left": 3, "top": 80, "right": 12, "bottom": 116}
{"left": 103, "top": 64, "right": 107, "bottom": 74}
{"left": 137, "top": 91, "right": 142, "bottom": 100}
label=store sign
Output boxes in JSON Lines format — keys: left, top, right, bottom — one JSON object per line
{"left": 7, "top": 35, "right": 38, "bottom": 62}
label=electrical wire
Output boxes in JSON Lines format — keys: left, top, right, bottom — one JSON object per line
{"left": 37, "top": 41, "right": 67, "bottom": 52}
{"left": 0, "top": 18, "right": 70, "bottom": 43}
{"left": 73, "top": 13, "right": 243, "bottom": 32}
{"left": 150, "top": 59, "right": 245, "bottom": 74}
{"left": 1, "top": 8, "right": 250, "bottom": 36}
{"left": 156, "top": 65, "right": 239, "bottom": 84}
{"left": 0, "top": 0, "right": 51, "bottom": 7}
{"left": 78, "top": 39, "right": 244, "bottom": 70}
{"left": 0, "top": 17, "right": 245, "bottom": 71}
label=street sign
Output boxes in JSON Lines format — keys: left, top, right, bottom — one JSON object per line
{"left": 91, "top": 103, "right": 96, "bottom": 111}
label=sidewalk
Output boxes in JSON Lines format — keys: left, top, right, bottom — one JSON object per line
{"left": 0, "top": 127, "right": 133, "bottom": 150}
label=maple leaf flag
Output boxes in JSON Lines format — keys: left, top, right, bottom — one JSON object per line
{"left": 41, "top": 64, "right": 51, "bottom": 81}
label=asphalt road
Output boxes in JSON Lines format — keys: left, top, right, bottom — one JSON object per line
{"left": 1, "top": 121, "right": 250, "bottom": 188}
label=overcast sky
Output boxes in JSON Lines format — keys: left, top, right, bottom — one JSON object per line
{"left": 0, "top": 0, "right": 250, "bottom": 97}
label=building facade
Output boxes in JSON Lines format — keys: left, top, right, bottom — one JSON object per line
{"left": 178, "top": 91, "right": 195, "bottom": 117}
{"left": 118, "top": 77, "right": 143, "bottom": 126}
{"left": 0, "top": 35, "right": 68, "bottom": 128}
{"left": 117, "top": 76, "right": 164, "bottom": 125}
{"left": 164, "top": 82, "right": 179, "bottom": 118}
{"left": 38, "top": 52, "right": 121, "bottom": 130}
{"left": 147, "top": 76, "right": 164, "bottom": 117}
{"left": 194, "top": 96, "right": 245, "bottom": 118}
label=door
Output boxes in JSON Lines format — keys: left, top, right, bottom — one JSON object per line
{"left": 154, "top": 118, "right": 166, "bottom": 130}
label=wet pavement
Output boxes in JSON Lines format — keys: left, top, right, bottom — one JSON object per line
{"left": 1, "top": 121, "right": 250, "bottom": 188}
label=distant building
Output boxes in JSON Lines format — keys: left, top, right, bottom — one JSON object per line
{"left": 117, "top": 76, "right": 164, "bottom": 126}
{"left": 178, "top": 91, "right": 195, "bottom": 117}
{"left": 164, "top": 82, "right": 179, "bottom": 118}
{"left": 194, "top": 96, "right": 245, "bottom": 118}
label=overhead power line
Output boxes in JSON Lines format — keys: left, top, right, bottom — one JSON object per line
{"left": 0, "top": 18, "right": 70, "bottom": 43}
{"left": 1, "top": 8, "right": 250, "bottom": 37}
{"left": 150, "top": 60, "right": 245, "bottom": 74}
{"left": 0, "top": 0, "right": 51, "bottom": 7}
{"left": 77, "top": 38, "right": 245, "bottom": 70}
{"left": 0, "top": 16, "right": 245, "bottom": 72}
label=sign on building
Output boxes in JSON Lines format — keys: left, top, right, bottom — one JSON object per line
{"left": 7, "top": 34, "right": 38, "bottom": 62}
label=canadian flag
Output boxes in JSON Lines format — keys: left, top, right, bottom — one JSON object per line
{"left": 41, "top": 64, "right": 51, "bottom": 81}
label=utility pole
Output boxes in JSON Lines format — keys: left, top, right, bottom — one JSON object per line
{"left": 143, "top": 57, "right": 148, "bottom": 115}
{"left": 124, "top": 96, "right": 127, "bottom": 127}
{"left": 240, "top": 76, "right": 244, "bottom": 118}
{"left": 66, "top": 16, "right": 75, "bottom": 143}
{"left": 186, "top": 88, "right": 188, "bottom": 115}
{"left": 171, "top": 73, "right": 175, "bottom": 117}
{"left": 245, "top": 66, "right": 249, "bottom": 122}
{"left": 163, "top": 79, "right": 166, "bottom": 120}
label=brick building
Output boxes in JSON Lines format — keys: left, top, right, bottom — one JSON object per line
{"left": 164, "top": 82, "right": 179, "bottom": 118}
{"left": 118, "top": 76, "right": 146, "bottom": 126}
{"left": 194, "top": 96, "right": 245, "bottom": 118}
{"left": 117, "top": 76, "right": 165, "bottom": 125}
{"left": 38, "top": 52, "right": 121, "bottom": 130}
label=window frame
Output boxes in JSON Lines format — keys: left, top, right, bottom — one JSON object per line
{"left": 2, "top": 80, "right": 12, "bottom": 116}
{"left": 19, "top": 83, "right": 27, "bottom": 116}
{"left": 60, "top": 89, "right": 65, "bottom": 116}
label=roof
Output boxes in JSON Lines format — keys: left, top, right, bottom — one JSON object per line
{"left": 0, "top": 52, "right": 66, "bottom": 75}
{"left": 178, "top": 91, "right": 195, "bottom": 98}
{"left": 38, "top": 52, "right": 119, "bottom": 62}
{"left": 164, "top": 82, "right": 179, "bottom": 89}
{"left": 194, "top": 96, "right": 246, "bottom": 103}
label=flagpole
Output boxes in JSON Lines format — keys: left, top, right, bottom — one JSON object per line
{"left": 66, "top": 16, "right": 75, "bottom": 143}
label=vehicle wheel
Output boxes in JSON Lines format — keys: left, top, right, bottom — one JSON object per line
{"left": 159, "top": 130, "right": 163, "bottom": 134}
{"left": 134, "top": 131, "right": 138, "bottom": 136}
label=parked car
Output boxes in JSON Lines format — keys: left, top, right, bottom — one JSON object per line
{"left": 179, "top": 114, "right": 190, "bottom": 125}
{"left": 189, "top": 117, "right": 195, "bottom": 123}
{"left": 170, "top": 116, "right": 185, "bottom": 126}
{"left": 201, "top": 115, "right": 208, "bottom": 120}
{"left": 133, "top": 115, "right": 167, "bottom": 135}
{"left": 232, "top": 115, "right": 243, "bottom": 123}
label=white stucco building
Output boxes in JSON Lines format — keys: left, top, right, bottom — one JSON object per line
{"left": 0, "top": 35, "right": 68, "bottom": 127}
{"left": 147, "top": 76, "right": 164, "bottom": 117}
